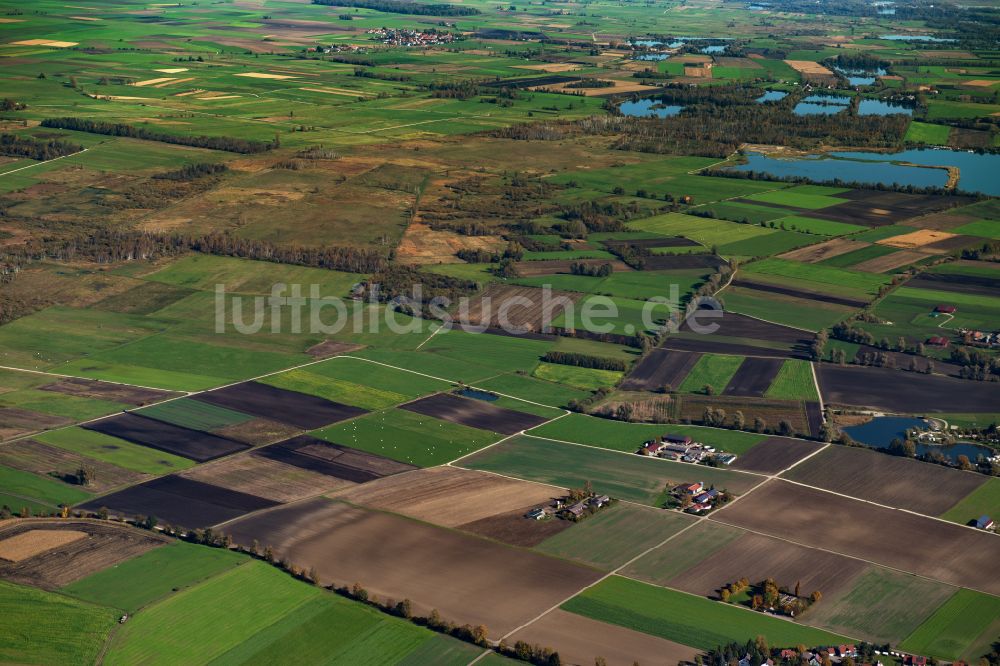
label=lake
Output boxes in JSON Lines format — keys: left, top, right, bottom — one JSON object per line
{"left": 701, "top": 45, "right": 727, "bottom": 54}
{"left": 729, "top": 152, "right": 949, "bottom": 189}
{"left": 880, "top": 34, "right": 956, "bottom": 42}
{"left": 619, "top": 98, "right": 684, "bottom": 118}
{"left": 844, "top": 416, "right": 996, "bottom": 462}
{"left": 756, "top": 90, "right": 788, "bottom": 103}
{"left": 634, "top": 53, "right": 670, "bottom": 61}
{"left": 828, "top": 148, "right": 1000, "bottom": 195}
{"left": 857, "top": 99, "right": 912, "bottom": 116}
{"left": 793, "top": 95, "right": 849, "bottom": 116}
{"left": 834, "top": 66, "right": 886, "bottom": 86}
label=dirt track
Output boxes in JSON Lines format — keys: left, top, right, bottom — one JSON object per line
{"left": 223, "top": 499, "right": 603, "bottom": 637}
{"left": 712, "top": 480, "right": 1000, "bottom": 595}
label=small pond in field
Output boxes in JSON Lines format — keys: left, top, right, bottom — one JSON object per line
{"left": 834, "top": 66, "right": 886, "bottom": 86}
{"left": 619, "top": 98, "right": 684, "bottom": 118}
{"left": 756, "top": 90, "right": 788, "bottom": 103}
{"left": 456, "top": 388, "right": 499, "bottom": 402}
{"left": 844, "top": 416, "right": 996, "bottom": 462}
{"left": 857, "top": 99, "right": 913, "bottom": 115}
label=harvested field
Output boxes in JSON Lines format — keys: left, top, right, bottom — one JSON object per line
{"left": 0, "top": 407, "right": 71, "bottom": 440}
{"left": 731, "top": 436, "right": 824, "bottom": 474}
{"left": 661, "top": 337, "right": 804, "bottom": 360}
{"left": 400, "top": 393, "right": 546, "bottom": 435}
{"left": 642, "top": 254, "right": 728, "bottom": 271}
{"left": 816, "top": 365, "right": 1000, "bottom": 413}
{"left": 600, "top": 237, "right": 700, "bottom": 250}
{"left": 620, "top": 349, "right": 701, "bottom": 392}
{"left": 679, "top": 310, "right": 815, "bottom": 349}
{"left": 907, "top": 211, "right": 979, "bottom": 231}
{"left": 779, "top": 238, "right": 871, "bottom": 263}
{"left": 38, "top": 378, "right": 176, "bottom": 406}
{"left": 678, "top": 395, "right": 815, "bottom": 436}
{"left": 82, "top": 413, "right": 247, "bottom": 462}
{"left": 460, "top": 284, "right": 580, "bottom": 333}
{"left": 180, "top": 452, "right": 353, "bottom": 503}
{"left": 712, "top": 480, "right": 1000, "bottom": 595}
{"left": 785, "top": 60, "right": 835, "bottom": 75}
{"left": 723, "top": 357, "right": 783, "bottom": 397}
{"left": 514, "top": 259, "right": 632, "bottom": 277}
{"left": 77, "top": 475, "right": 278, "bottom": 530}
{"left": 213, "top": 417, "right": 301, "bottom": 446}
{"left": 921, "top": 235, "right": 980, "bottom": 254}
{"left": 193, "top": 381, "right": 368, "bottom": 430}
{"left": 667, "top": 530, "right": 867, "bottom": 602}
{"left": 878, "top": 229, "right": 957, "bottom": 250}
{"left": 332, "top": 466, "right": 560, "bottom": 527}
{"left": 850, "top": 249, "right": 928, "bottom": 273}
{"left": 0, "top": 530, "right": 86, "bottom": 562}
{"left": 733, "top": 279, "right": 869, "bottom": 308}
{"left": 509, "top": 609, "right": 698, "bottom": 666}
{"left": 782, "top": 445, "right": 987, "bottom": 515}
{"left": 0, "top": 439, "right": 147, "bottom": 493}
{"left": 254, "top": 435, "right": 417, "bottom": 482}
{"left": 458, "top": 504, "right": 572, "bottom": 547}
{"left": 0, "top": 520, "right": 165, "bottom": 589}
{"left": 223, "top": 498, "right": 603, "bottom": 637}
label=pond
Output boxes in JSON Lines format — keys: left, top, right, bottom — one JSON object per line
{"left": 634, "top": 53, "right": 670, "bottom": 61}
{"left": 748, "top": 3, "right": 771, "bottom": 9}
{"left": 793, "top": 99, "right": 848, "bottom": 116}
{"left": 729, "top": 152, "right": 950, "bottom": 189}
{"left": 455, "top": 388, "right": 499, "bottom": 402}
{"left": 619, "top": 98, "right": 684, "bottom": 118}
{"left": 857, "top": 99, "right": 913, "bottom": 116}
{"left": 880, "top": 34, "right": 956, "bottom": 42}
{"left": 756, "top": 90, "right": 788, "bottom": 103}
{"left": 844, "top": 416, "right": 996, "bottom": 462}
{"left": 828, "top": 148, "right": 1000, "bottom": 196}
{"left": 700, "top": 45, "right": 727, "bottom": 54}
{"left": 802, "top": 94, "right": 851, "bottom": 105}
{"left": 834, "top": 66, "right": 886, "bottom": 86}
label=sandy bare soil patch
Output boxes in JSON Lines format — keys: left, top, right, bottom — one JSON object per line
{"left": 668, "top": 530, "right": 867, "bottom": 600}
{"left": 0, "top": 530, "right": 87, "bottom": 562}
{"left": 133, "top": 77, "right": 176, "bottom": 87}
{"left": 155, "top": 68, "right": 189, "bottom": 74}
{"left": 10, "top": 39, "right": 79, "bottom": 47}
{"left": 396, "top": 222, "right": 504, "bottom": 265}
{"left": 712, "top": 480, "right": 1000, "bottom": 595}
{"left": 779, "top": 238, "right": 870, "bottom": 263}
{"left": 234, "top": 72, "right": 297, "bottom": 80}
{"left": 849, "top": 249, "right": 928, "bottom": 273}
{"left": 0, "top": 520, "right": 166, "bottom": 589}
{"left": 781, "top": 445, "right": 987, "bottom": 515}
{"left": 181, "top": 453, "right": 353, "bottom": 503}
{"left": 332, "top": 466, "right": 560, "bottom": 527}
{"left": 224, "top": 499, "right": 602, "bottom": 636}
{"left": 531, "top": 79, "right": 659, "bottom": 96}
{"left": 878, "top": 229, "right": 956, "bottom": 250}
{"left": 510, "top": 609, "right": 698, "bottom": 666}
{"left": 784, "top": 60, "right": 834, "bottom": 75}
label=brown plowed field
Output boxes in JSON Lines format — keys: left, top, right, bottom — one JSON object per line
{"left": 332, "top": 466, "right": 561, "bottom": 527}
{"left": 679, "top": 310, "right": 814, "bottom": 348}
{"left": 0, "top": 439, "right": 147, "bottom": 493}
{"left": 906, "top": 211, "right": 978, "bottom": 231}
{"left": 82, "top": 412, "right": 248, "bottom": 462}
{"left": 0, "top": 407, "right": 71, "bottom": 441}
{"left": 213, "top": 418, "right": 301, "bottom": 446}
{"left": 780, "top": 238, "right": 871, "bottom": 264}
{"left": 849, "top": 249, "right": 928, "bottom": 273}
{"left": 509, "top": 609, "right": 698, "bottom": 666}
{"left": 620, "top": 349, "right": 701, "bottom": 391}
{"left": 667, "top": 530, "right": 867, "bottom": 601}
{"left": 255, "top": 435, "right": 417, "bottom": 483}
{"left": 38, "top": 377, "right": 177, "bottom": 406}
{"left": 734, "top": 279, "right": 869, "bottom": 308}
{"left": 711, "top": 480, "right": 1000, "bottom": 595}
{"left": 180, "top": 452, "right": 355, "bottom": 503}
{"left": 781, "top": 445, "right": 987, "bottom": 515}
{"left": 400, "top": 393, "right": 547, "bottom": 435}
{"left": 817, "top": 364, "right": 1000, "bottom": 413}
{"left": 731, "top": 437, "right": 824, "bottom": 475}
{"left": 723, "top": 357, "right": 784, "bottom": 397}
{"left": 678, "top": 395, "right": 813, "bottom": 436}
{"left": 223, "top": 499, "right": 603, "bottom": 637}
{"left": 0, "top": 519, "right": 166, "bottom": 589}
{"left": 460, "top": 284, "right": 580, "bottom": 333}
{"left": 193, "top": 381, "right": 368, "bottom": 430}
{"left": 458, "top": 504, "right": 572, "bottom": 547}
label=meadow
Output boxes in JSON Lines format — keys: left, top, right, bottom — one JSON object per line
{"left": 677, "top": 354, "right": 744, "bottom": 394}
{"left": 898, "top": 588, "right": 1000, "bottom": 661}
{"left": 765, "top": 360, "right": 819, "bottom": 401}
{"left": 35, "top": 427, "right": 195, "bottom": 474}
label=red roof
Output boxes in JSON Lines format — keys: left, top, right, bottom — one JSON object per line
{"left": 935, "top": 305, "right": 956, "bottom": 313}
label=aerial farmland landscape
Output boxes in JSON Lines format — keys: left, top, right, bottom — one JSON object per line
{"left": 0, "top": 0, "right": 999, "bottom": 663}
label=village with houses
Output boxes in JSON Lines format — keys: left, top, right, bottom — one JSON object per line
{"left": 365, "top": 27, "right": 457, "bottom": 47}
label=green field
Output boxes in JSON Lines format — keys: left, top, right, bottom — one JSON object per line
{"left": 742, "top": 258, "right": 890, "bottom": 299}
{"left": 621, "top": 521, "right": 746, "bottom": 586}
{"left": 62, "top": 542, "right": 247, "bottom": 612}
{"left": 720, "top": 286, "right": 856, "bottom": 332}
{"left": 535, "top": 502, "right": 692, "bottom": 570}
{"left": 528, "top": 413, "right": 766, "bottom": 455}
{"left": 531, "top": 362, "right": 624, "bottom": 391}
{"left": 765, "top": 360, "right": 819, "bottom": 401}
{"left": 563, "top": 576, "right": 852, "bottom": 650}
{"left": 312, "top": 407, "right": 500, "bottom": 467}
{"left": 133, "top": 399, "right": 254, "bottom": 432}
{"left": 677, "top": 353, "right": 744, "bottom": 394}
{"left": 34, "top": 427, "right": 194, "bottom": 474}
{"left": 939, "top": 477, "right": 1000, "bottom": 526}
{"left": 0, "top": 581, "right": 118, "bottom": 666}
{"left": 462, "top": 435, "right": 760, "bottom": 506}
{"left": 629, "top": 212, "right": 776, "bottom": 248}
{"left": 745, "top": 187, "right": 849, "bottom": 210}
{"left": 952, "top": 219, "right": 1000, "bottom": 240}
{"left": 803, "top": 566, "right": 957, "bottom": 646}
{"left": 898, "top": 588, "right": 1000, "bottom": 661}
{"left": 474, "top": 372, "right": 591, "bottom": 409}
{"left": 904, "top": 121, "right": 951, "bottom": 145}
{"left": 771, "top": 216, "right": 867, "bottom": 236}
{"left": 0, "top": 464, "right": 92, "bottom": 508}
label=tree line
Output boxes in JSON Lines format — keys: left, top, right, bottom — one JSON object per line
{"left": 39, "top": 118, "right": 277, "bottom": 154}
{"left": 541, "top": 350, "right": 627, "bottom": 371}
{"left": 0, "top": 133, "right": 82, "bottom": 160}
{"left": 152, "top": 162, "right": 228, "bottom": 181}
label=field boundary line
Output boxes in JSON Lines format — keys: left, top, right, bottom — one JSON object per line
{"left": 0, "top": 148, "right": 88, "bottom": 177}
{"left": 0, "top": 363, "right": 188, "bottom": 394}
{"left": 414, "top": 324, "right": 445, "bottom": 350}
{"left": 809, "top": 361, "right": 825, "bottom": 415}
{"left": 446, "top": 411, "right": 572, "bottom": 466}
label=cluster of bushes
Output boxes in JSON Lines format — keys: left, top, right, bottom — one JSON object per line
{"left": 152, "top": 162, "right": 228, "bottom": 181}
{"left": 39, "top": 118, "right": 277, "bottom": 154}
{"left": 569, "top": 261, "right": 612, "bottom": 277}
